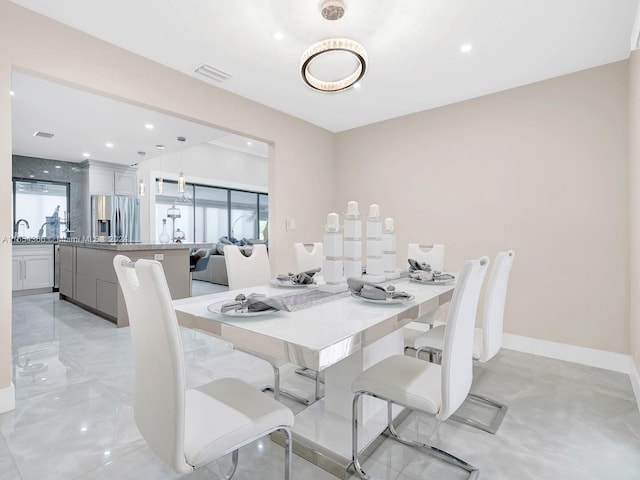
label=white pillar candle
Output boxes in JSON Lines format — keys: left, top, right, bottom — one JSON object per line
{"left": 327, "top": 212, "right": 339, "bottom": 230}
{"left": 347, "top": 201, "right": 359, "bottom": 216}
{"left": 384, "top": 217, "right": 394, "bottom": 232}
{"left": 369, "top": 204, "right": 380, "bottom": 219}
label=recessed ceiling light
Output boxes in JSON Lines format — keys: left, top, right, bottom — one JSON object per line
{"left": 9, "top": 90, "right": 15, "bottom": 96}
{"left": 105, "top": 142, "right": 114, "bottom": 148}
{"left": 82, "top": 152, "right": 90, "bottom": 158}
{"left": 272, "top": 31, "right": 284, "bottom": 41}
{"left": 55, "top": 165, "right": 61, "bottom": 169}
{"left": 29, "top": 174, "right": 34, "bottom": 178}
{"left": 144, "top": 123, "right": 154, "bottom": 130}
{"left": 460, "top": 43, "right": 473, "bottom": 53}
{"left": 43, "top": 170, "right": 49, "bottom": 174}
{"left": 156, "top": 145, "right": 166, "bottom": 150}
{"left": 246, "top": 141, "right": 253, "bottom": 146}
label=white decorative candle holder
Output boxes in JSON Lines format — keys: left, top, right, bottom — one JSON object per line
{"left": 363, "top": 206, "right": 386, "bottom": 283}
{"left": 343, "top": 201, "right": 362, "bottom": 280}
{"left": 320, "top": 212, "right": 349, "bottom": 293}
{"left": 383, "top": 218, "right": 400, "bottom": 279}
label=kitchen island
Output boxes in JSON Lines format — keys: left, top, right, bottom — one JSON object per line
{"left": 59, "top": 242, "right": 206, "bottom": 327}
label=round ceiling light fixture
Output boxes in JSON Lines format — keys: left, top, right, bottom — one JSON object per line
{"left": 300, "top": 38, "right": 367, "bottom": 93}
{"left": 321, "top": 0, "right": 345, "bottom": 21}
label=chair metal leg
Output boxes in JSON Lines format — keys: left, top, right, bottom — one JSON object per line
{"left": 415, "top": 346, "right": 442, "bottom": 364}
{"left": 314, "top": 369, "right": 322, "bottom": 401}
{"left": 414, "top": 347, "right": 507, "bottom": 434}
{"left": 281, "top": 427, "right": 292, "bottom": 480}
{"left": 385, "top": 402, "right": 479, "bottom": 479}
{"left": 352, "top": 391, "right": 478, "bottom": 480}
{"left": 351, "top": 392, "right": 371, "bottom": 479}
{"left": 222, "top": 450, "right": 239, "bottom": 480}
{"left": 449, "top": 392, "right": 508, "bottom": 434}
{"left": 295, "top": 367, "right": 324, "bottom": 401}
{"left": 261, "top": 364, "right": 311, "bottom": 406}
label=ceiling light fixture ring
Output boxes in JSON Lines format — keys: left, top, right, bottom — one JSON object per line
{"left": 300, "top": 38, "right": 367, "bottom": 93}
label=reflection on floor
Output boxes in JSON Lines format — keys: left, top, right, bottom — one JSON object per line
{"left": 1, "top": 292, "right": 640, "bottom": 480}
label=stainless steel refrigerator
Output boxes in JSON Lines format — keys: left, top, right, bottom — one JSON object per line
{"left": 91, "top": 195, "right": 140, "bottom": 242}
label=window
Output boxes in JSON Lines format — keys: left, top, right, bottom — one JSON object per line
{"left": 194, "top": 185, "right": 228, "bottom": 243}
{"left": 12, "top": 179, "right": 70, "bottom": 239}
{"left": 230, "top": 190, "right": 258, "bottom": 240}
{"left": 154, "top": 179, "right": 267, "bottom": 243}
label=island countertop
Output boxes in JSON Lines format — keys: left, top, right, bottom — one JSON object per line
{"left": 59, "top": 241, "right": 207, "bottom": 326}
{"left": 60, "top": 241, "right": 210, "bottom": 251}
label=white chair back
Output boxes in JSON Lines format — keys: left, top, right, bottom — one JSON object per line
{"left": 481, "top": 250, "right": 515, "bottom": 362}
{"left": 113, "top": 255, "right": 191, "bottom": 474}
{"left": 224, "top": 244, "right": 272, "bottom": 290}
{"left": 439, "top": 256, "right": 489, "bottom": 421}
{"left": 293, "top": 242, "right": 323, "bottom": 272}
{"left": 407, "top": 244, "right": 445, "bottom": 271}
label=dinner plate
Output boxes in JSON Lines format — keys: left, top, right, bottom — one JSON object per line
{"left": 269, "top": 278, "right": 315, "bottom": 288}
{"left": 350, "top": 292, "right": 415, "bottom": 304}
{"left": 207, "top": 301, "right": 279, "bottom": 317}
{"left": 409, "top": 276, "right": 455, "bottom": 285}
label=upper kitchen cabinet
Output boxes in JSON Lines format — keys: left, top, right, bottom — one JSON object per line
{"left": 82, "top": 160, "right": 137, "bottom": 197}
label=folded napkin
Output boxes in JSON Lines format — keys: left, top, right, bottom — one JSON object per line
{"left": 407, "top": 258, "right": 431, "bottom": 272}
{"left": 409, "top": 270, "right": 455, "bottom": 282}
{"left": 220, "top": 293, "right": 290, "bottom": 313}
{"left": 347, "top": 278, "right": 412, "bottom": 301}
{"left": 276, "top": 267, "right": 321, "bottom": 285}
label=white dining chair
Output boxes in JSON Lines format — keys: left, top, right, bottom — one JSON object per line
{"left": 407, "top": 243, "right": 445, "bottom": 270}
{"left": 403, "top": 243, "right": 446, "bottom": 352}
{"left": 293, "top": 242, "right": 323, "bottom": 272}
{"left": 351, "top": 256, "right": 488, "bottom": 480}
{"left": 224, "top": 244, "right": 272, "bottom": 291}
{"left": 224, "top": 244, "right": 315, "bottom": 405}
{"left": 414, "top": 250, "right": 515, "bottom": 434}
{"left": 113, "top": 255, "right": 294, "bottom": 479}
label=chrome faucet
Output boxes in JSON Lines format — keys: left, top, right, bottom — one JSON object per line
{"left": 14, "top": 218, "right": 30, "bottom": 237}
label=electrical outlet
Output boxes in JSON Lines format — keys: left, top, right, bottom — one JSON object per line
{"left": 286, "top": 218, "right": 296, "bottom": 231}
{"left": 154, "top": 253, "right": 164, "bottom": 261}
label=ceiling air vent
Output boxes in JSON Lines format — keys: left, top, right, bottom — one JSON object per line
{"left": 194, "top": 64, "right": 231, "bottom": 83}
{"left": 32, "top": 131, "right": 54, "bottom": 138}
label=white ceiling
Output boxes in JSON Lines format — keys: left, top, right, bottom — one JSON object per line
{"left": 11, "top": 72, "right": 268, "bottom": 166}
{"left": 9, "top": 0, "right": 640, "bottom": 134}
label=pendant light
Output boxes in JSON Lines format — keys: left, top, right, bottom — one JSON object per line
{"left": 156, "top": 144, "right": 165, "bottom": 195}
{"left": 177, "top": 136, "right": 186, "bottom": 193}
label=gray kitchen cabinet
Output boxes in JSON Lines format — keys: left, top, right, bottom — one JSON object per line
{"left": 59, "top": 243, "right": 75, "bottom": 297}
{"left": 83, "top": 160, "right": 137, "bottom": 197}
{"left": 58, "top": 243, "right": 192, "bottom": 327}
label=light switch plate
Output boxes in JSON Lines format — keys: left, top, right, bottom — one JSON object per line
{"left": 286, "top": 218, "right": 296, "bottom": 231}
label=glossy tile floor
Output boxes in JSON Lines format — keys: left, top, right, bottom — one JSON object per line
{"left": 2, "top": 287, "right": 640, "bottom": 480}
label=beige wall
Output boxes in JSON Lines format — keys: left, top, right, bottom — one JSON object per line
{"left": 630, "top": 50, "right": 640, "bottom": 373}
{"left": 337, "top": 61, "right": 630, "bottom": 354}
{"left": 0, "top": 0, "right": 336, "bottom": 411}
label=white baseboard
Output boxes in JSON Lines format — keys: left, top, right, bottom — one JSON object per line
{"left": 502, "top": 333, "right": 630, "bottom": 373}
{"left": 630, "top": 359, "right": 640, "bottom": 410}
{"left": 0, "top": 382, "right": 15, "bottom": 413}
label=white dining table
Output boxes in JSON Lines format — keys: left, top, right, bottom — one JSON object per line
{"left": 173, "top": 278, "right": 454, "bottom": 478}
